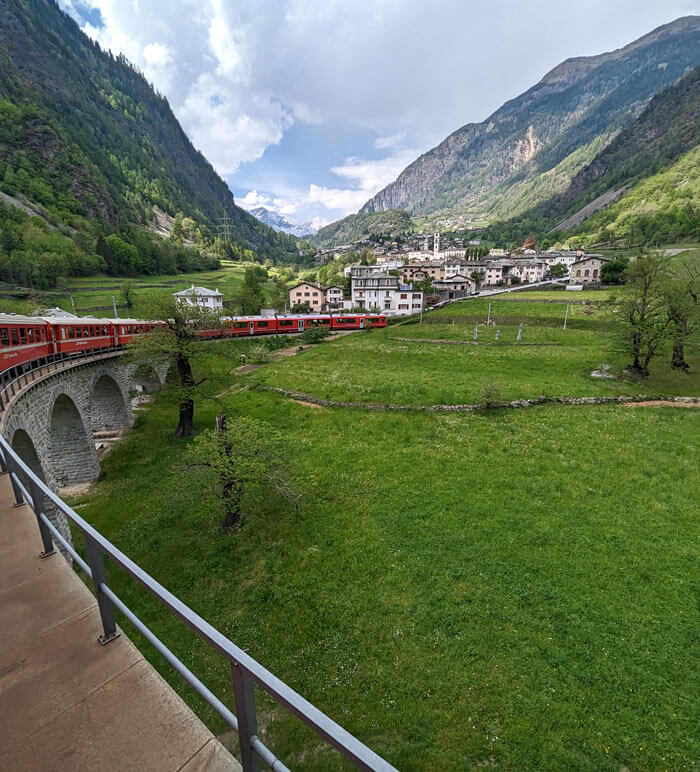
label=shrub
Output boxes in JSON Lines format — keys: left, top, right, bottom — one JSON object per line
{"left": 299, "top": 326, "right": 331, "bottom": 344}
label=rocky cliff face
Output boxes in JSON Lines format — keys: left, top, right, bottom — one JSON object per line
{"left": 360, "top": 16, "right": 700, "bottom": 225}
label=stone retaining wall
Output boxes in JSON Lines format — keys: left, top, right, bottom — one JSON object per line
{"left": 262, "top": 387, "right": 700, "bottom": 413}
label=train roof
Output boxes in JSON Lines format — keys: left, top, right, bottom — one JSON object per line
{"left": 39, "top": 316, "right": 114, "bottom": 324}
{"left": 0, "top": 314, "right": 47, "bottom": 324}
{"left": 113, "top": 318, "right": 159, "bottom": 324}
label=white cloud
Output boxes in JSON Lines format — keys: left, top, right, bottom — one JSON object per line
{"left": 237, "top": 146, "right": 421, "bottom": 227}
{"left": 374, "top": 132, "right": 407, "bottom": 150}
{"left": 238, "top": 190, "right": 273, "bottom": 209}
{"left": 307, "top": 184, "right": 369, "bottom": 214}
{"left": 330, "top": 151, "right": 419, "bottom": 194}
{"left": 60, "top": 0, "right": 698, "bottom": 223}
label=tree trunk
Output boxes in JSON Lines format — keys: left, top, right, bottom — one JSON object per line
{"left": 216, "top": 415, "right": 242, "bottom": 532}
{"left": 671, "top": 342, "right": 689, "bottom": 371}
{"left": 174, "top": 353, "right": 195, "bottom": 436}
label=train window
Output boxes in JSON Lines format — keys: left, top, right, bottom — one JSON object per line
{"left": 0, "top": 329, "right": 8, "bottom": 346}
{"left": 234, "top": 322, "right": 247, "bottom": 329}
{"left": 10, "top": 329, "right": 19, "bottom": 345}
{"left": 27, "top": 329, "right": 34, "bottom": 343}
{"left": 83, "top": 327, "right": 89, "bottom": 337}
{"left": 19, "top": 328, "right": 27, "bottom": 344}
{"left": 279, "top": 320, "right": 293, "bottom": 327}
{"left": 75, "top": 327, "right": 82, "bottom": 338}
{"left": 257, "top": 321, "right": 269, "bottom": 328}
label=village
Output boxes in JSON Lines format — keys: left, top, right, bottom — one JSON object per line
{"left": 288, "top": 232, "right": 610, "bottom": 316}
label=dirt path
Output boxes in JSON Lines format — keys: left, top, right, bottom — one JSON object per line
{"left": 622, "top": 400, "right": 700, "bottom": 408}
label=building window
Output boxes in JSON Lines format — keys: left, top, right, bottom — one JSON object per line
{"left": 584, "top": 270, "right": 590, "bottom": 277}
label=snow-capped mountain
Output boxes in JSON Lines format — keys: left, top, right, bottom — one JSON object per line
{"left": 249, "top": 207, "right": 317, "bottom": 237}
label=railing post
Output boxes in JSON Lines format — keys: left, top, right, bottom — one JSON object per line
{"left": 29, "top": 480, "right": 55, "bottom": 558}
{"left": 84, "top": 534, "right": 120, "bottom": 645}
{"left": 231, "top": 663, "right": 260, "bottom": 772}
{"left": 6, "top": 455, "right": 26, "bottom": 508}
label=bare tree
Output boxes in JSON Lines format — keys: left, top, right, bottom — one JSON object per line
{"left": 661, "top": 259, "right": 700, "bottom": 371}
{"left": 616, "top": 255, "right": 670, "bottom": 377}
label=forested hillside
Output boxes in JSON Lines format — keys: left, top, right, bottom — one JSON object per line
{"left": 360, "top": 17, "right": 700, "bottom": 228}
{"left": 311, "top": 210, "right": 414, "bottom": 248}
{"left": 0, "top": 0, "right": 301, "bottom": 288}
{"left": 474, "top": 66, "right": 700, "bottom": 247}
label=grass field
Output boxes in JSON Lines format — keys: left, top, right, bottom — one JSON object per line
{"left": 0, "top": 262, "right": 291, "bottom": 316}
{"left": 250, "top": 298, "right": 699, "bottom": 406}
{"left": 67, "top": 296, "right": 700, "bottom": 771}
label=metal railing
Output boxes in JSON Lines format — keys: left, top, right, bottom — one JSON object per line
{"left": 0, "top": 434, "right": 398, "bottom": 772}
{"left": 0, "top": 347, "right": 125, "bottom": 414}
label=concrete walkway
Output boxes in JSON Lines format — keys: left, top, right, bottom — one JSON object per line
{"left": 0, "top": 473, "right": 241, "bottom": 771}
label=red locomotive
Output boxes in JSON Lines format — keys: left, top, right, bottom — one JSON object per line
{"left": 0, "top": 312, "right": 387, "bottom": 377}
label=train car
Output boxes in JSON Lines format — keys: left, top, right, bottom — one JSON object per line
{"left": 365, "top": 314, "right": 387, "bottom": 328}
{"left": 0, "top": 315, "right": 54, "bottom": 374}
{"left": 48, "top": 317, "right": 116, "bottom": 356}
{"left": 278, "top": 314, "right": 333, "bottom": 332}
{"left": 223, "top": 316, "right": 280, "bottom": 337}
{"left": 114, "top": 319, "right": 163, "bottom": 346}
{"left": 330, "top": 315, "right": 365, "bottom": 330}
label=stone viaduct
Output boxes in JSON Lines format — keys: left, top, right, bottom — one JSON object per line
{"left": 0, "top": 353, "right": 170, "bottom": 545}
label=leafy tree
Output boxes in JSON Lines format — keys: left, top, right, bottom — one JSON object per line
{"left": 601, "top": 257, "right": 629, "bottom": 284}
{"left": 187, "top": 415, "right": 295, "bottom": 532}
{"left": 269, "top": 277, "right": 290, "bottom": 312}
{"left": 616, "top": 255, "right": 670, "bottom": 377}
{"left": 660, "top": 259, "right": 700, "bottom": 371}
{"left": 470, "top": 270, "right": 485, "bottom": 287}
{"left": 548, "top": 263, "right": 568, "bottom": 278}
{"left": 413, "top": 276, "right": 435, "bottom": 293}
{"left": 104, "top": 234, "right": 138, "bottom": 275}
{"left": 129, "top": 293, "right": 224, "bottom": 436}
{"left": 236, "top": 266, "right": 266, "bottom": 314}
{"left": 120, "top": 279, "right": 138, "bottom": 312}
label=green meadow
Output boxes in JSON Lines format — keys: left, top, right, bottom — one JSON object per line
{"left": 69, "top": 298, "right": 700, "bottom": 771}
{"left": 0, "top": 261, "right": 291, "bottom": 317}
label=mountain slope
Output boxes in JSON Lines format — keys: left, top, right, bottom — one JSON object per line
{"left": 0, "top": 0, "right": 299, "bottom": 263}
{"left": 360, "top": 16, "right": 700, "bottom": 226}
{"left": 473, "top": 65, "right": 700, "bottom": 246}
{"left": 549, "top": 64, "right": 700, "bottom": 229}
{"left": 249, "top": 207, "right": 317, "bottom": 237}
{"left": 311, "top": 210, "right": 414, "bottom": 248}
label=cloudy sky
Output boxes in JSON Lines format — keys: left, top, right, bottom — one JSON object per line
{"left": 59, "top": 0, "right": 698, "bottom": 229}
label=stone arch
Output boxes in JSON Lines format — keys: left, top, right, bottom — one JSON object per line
{"left": 90, "top": 374, "right": 130, "bottom": 433}
{"left": 10, "top": 426, "right": 73, "bottom": 558}
{"left": 48, "top": 393, "right": 99, "bottom": 488}
{"left": 11, "top": 428, "right": 47, "bottom": 483}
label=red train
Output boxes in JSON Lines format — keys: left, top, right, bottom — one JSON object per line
{"left": 0, "top": 313, "right": 386, "bottom": 377}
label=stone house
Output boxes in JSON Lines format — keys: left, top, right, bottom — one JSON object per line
{"left": 570, "top": 255, "right": 610, "bottom": 284}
